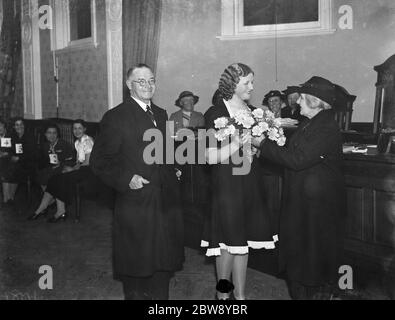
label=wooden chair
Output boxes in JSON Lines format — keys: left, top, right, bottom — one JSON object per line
{"left": 70, "top": 122, "right": 105, "bottom": 222}
{"left": 11, "top": 122, "right": 45, "bottom": 207}
{"left": 373, "top": 54, "right": 395, "bottom": 134}
{"left": 333, "top": 84, "right": 356, "bottom": 131}
{"left": 74, "top": 175, "right": 115, "bottom": 222}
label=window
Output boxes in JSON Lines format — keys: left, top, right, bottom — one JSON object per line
{"left": 69, "top": 0, "right": 92, "bottom": 41}
{"left": 51, "top": 0, "right": 97, "bottom": 51}
{"left": 220, "top": 0, "right": 335, "bottom": 40}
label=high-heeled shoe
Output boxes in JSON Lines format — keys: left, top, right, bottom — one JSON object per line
{"left": 27, "top": 208, "right": 48, "bottom": 220}
{"left": 215, "top": 279, "right": 235, "bottom": 300}
{"left": 47, "top": 213, "right": 67, "bottom": 223}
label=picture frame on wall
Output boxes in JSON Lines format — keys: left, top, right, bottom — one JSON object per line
{"left": 219, "top": 0, "right": 335, "bottom": 40}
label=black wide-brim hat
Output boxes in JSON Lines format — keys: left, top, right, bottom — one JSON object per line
{"left": 175, "top": 91, "right": 199, "bottom": 107}
{"left": 282, "top": 86, "right": 301, "bottom": 96}
{"left": 297, "top": 76, "right": 337, "bottom": 106}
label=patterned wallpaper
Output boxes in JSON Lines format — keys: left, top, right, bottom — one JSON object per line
{"left": 11, "top": 60, "right": 24, "bottom": 118}
{"left": 40, "top": 0, "right": 108, "bottom": 122}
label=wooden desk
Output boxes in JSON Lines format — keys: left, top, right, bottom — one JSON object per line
{"left": 343, "top": 152, "right": 395, "bottom": 274}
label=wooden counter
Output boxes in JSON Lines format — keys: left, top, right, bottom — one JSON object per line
{"left": 343, "top": 152, "right": 395, "bottom": 164}
{"left": 343, "top": 152, "right": 395, "bottom": 274}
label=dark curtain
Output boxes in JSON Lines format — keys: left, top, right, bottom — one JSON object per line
{"left": 122, "top": 0, "right": 162, "bottom": 99}
{"left": 0, "top": 0, "right": 22, "bottom": 120}
{"left": 70, "top": 0, "right": 92, "bottom": 41}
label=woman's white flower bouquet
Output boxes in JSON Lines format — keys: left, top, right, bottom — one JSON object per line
{"left": 213, "top": 108, "right": 287, "bottom": 147}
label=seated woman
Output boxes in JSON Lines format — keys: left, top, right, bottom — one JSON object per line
{"left": 2, "top": 117, "right": 36, "bottom": 206}
{"left": 281, "top": 86, "right": 308, "bottom": 123}
{"left": 36, "top": 123, "right": 75, "bottom": 191}
{"left": 30, "top": 119, "right": 94, "bottom": 222}
{"left": 0, "top": 118, "right": 12, "bottom": 202}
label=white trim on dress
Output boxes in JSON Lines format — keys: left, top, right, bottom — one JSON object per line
{"left": 200, "top": 235, "right": 279, "bottom": 257}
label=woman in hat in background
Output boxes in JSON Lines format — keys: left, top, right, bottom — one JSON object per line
{"left": 262, "top": 90, "right": 285, "bottom": 118}
{"left": 281, "top": 86, "right": 308, "bottom": 123}
{"left": 169, "top": 91, "right": 205, "bottom": 136}
{"left": 170, "top": 91, "right": 206, "bottom": 225}
{"left": 252, "top": 76, "right": 346, "bottom": 299}
{"left": 262, "top": 90, "right": 299, "bottom": 131}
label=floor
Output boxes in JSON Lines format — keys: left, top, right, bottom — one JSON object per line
{"left": 0, "top": 187, "right": 392, "bottom": 300}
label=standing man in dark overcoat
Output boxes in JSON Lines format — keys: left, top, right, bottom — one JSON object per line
{"left": 90, "top": 63, "right": 184, "bottom": 300}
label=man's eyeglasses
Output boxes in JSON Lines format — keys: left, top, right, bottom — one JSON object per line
{"left": 133, "top": 79, "right": 156, "bottom": 87}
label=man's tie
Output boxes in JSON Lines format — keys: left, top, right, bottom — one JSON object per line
{"left": 146, "top": 105, "right": 157, "bottom": 126}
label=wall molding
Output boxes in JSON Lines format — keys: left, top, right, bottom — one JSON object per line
{"left": 21, "top": 0, "right": 42, "bottom": 119}
{"left": 105, "top": 0, "right": 123, "bottom": 109}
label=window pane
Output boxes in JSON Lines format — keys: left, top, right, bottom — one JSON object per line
{"left": 244, "top": 0, "right": 319, "bottom": 26}
{"left": 69, "top": 0, "right": 92, "bottom": 41}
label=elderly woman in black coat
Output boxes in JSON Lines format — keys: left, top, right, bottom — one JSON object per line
{"left": 252, "top": 76, "right": 346, "bottom": 300}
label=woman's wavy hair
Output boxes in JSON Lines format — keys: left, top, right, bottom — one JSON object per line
{"left": 72, "top": 119, "right": 87, "bottom": 129}
{"left": 12, "top": 117, "right": 25, "bottom": 126}
{"left": 218, "top": 63, "right": 254, "bottom": 101}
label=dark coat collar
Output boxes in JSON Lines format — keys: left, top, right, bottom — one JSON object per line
{"left": 309, "top": 109, "right": 335, "bottom": 125}
{"left": 126, "top": 96, "right": 148, "bottom": 110}
{"left": 300, "top": 109, "right": 335, "bottom": 131}
{"left": 122, "top": 97, "right": 164, "bottom": 130}
{"left": 215, "top": 98, "right": 231, "bottom": 117}
{"left": 125, "top": 96, "right": 162, "bottom": 114}
{"left": 214, "top": 98, "right": 256, "bottom": 117}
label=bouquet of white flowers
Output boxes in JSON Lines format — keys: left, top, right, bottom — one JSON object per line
{"left": 213, "top": 108, "right": 287, "bottom": 147}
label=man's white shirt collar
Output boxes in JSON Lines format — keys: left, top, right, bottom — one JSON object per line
{"left": 131, "top": 96, "right": 151, "bottom": 112}
{"left": 131, "top": 96, "right": 156, "bottom": 126}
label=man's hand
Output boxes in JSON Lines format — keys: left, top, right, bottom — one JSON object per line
{"left": 251, "top": 146, "right": 258, "bottom": 156}
{"left": 129, "top": 174, "right": 150, "bottom": 190}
